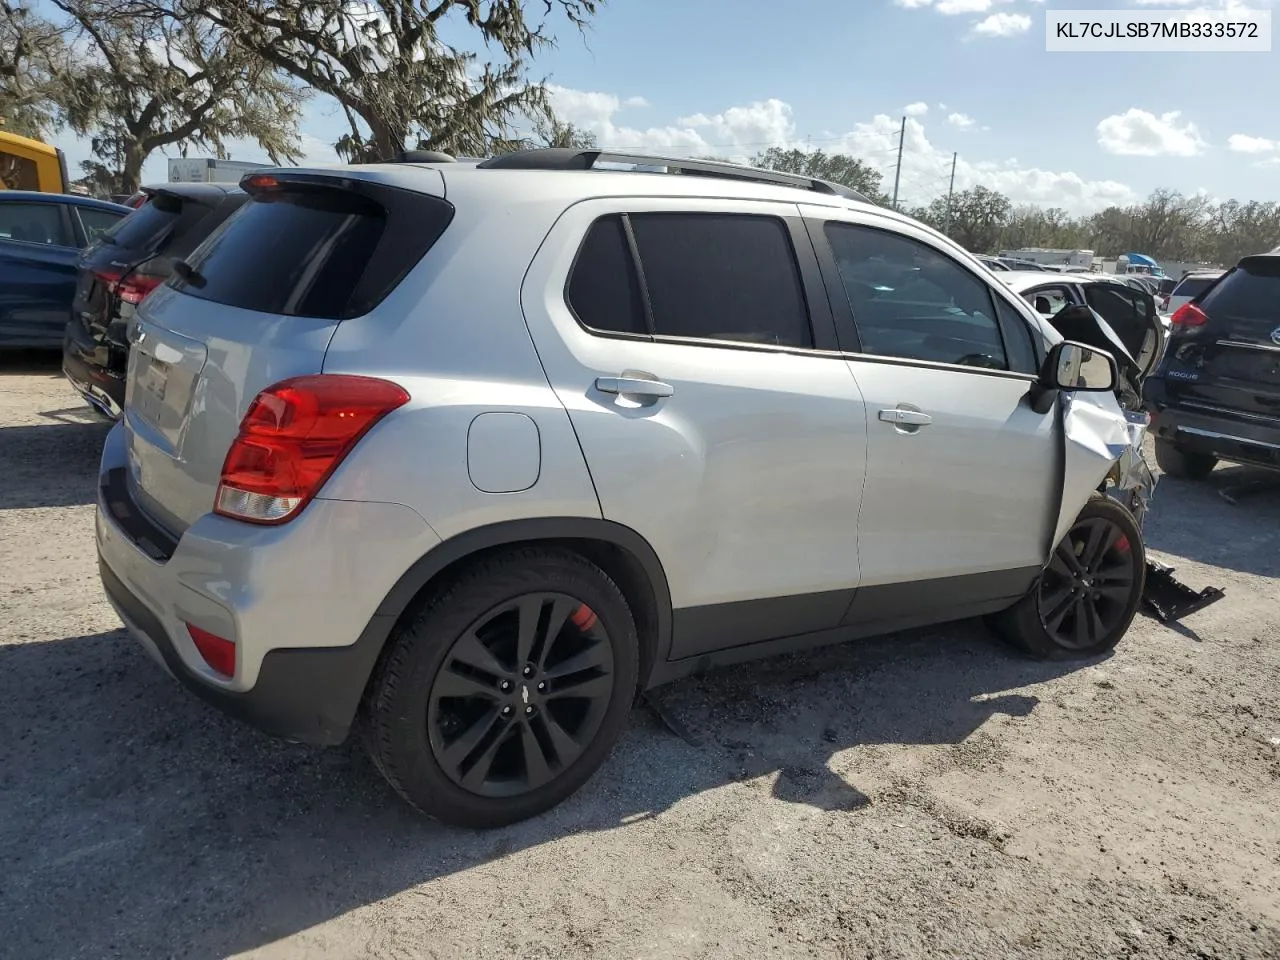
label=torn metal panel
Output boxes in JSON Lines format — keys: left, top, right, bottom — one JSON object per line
{"left": 1054, "top": 390, "right": 1153, "bottom": 548}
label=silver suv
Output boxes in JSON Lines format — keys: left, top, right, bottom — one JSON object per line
{"left": 96, "top": 150, "right": 1150, "bottom": 827}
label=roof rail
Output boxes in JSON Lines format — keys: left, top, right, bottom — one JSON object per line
{"left": 476, "top": 148, "right": 872, "bottom": 204}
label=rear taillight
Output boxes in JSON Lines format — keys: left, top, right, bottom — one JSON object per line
{"left": 215, "top": 375, "right": 410, "bottom": 525}
{"left": 117, "top": 273, "right": 164, "bottom": 305}
{"left": 1170, "top": 302, "right": 1209, "bottom": 329}
{"left": 93, "top": 269, "right": 164, "bottom": 305}
{"left": 187, "top": 623, "right": 236, "bottom": 678}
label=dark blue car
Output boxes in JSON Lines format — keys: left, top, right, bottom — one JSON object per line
{"left": 0, "top": 191, "right": 132, "bottom": 348}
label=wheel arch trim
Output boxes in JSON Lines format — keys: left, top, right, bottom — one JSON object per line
{"left": 373, "top": 516, "right": 674, "bottom": 679}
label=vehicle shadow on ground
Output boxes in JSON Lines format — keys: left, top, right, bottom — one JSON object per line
{"left": 0, "top": 409, "right": 111, "bottom": 509}
{"left": 0, "top": 621, "right": 1088, "bottom": 959}
{"left": 1143, "top": 462, "right": 1280, "bottom": 578}
{"left": 0, "top": 348, "right": 64, "bottom": 377}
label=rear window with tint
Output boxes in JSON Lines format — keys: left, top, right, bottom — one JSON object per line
{"left": 1172, "top": 276, "right": 1217, "bottom": 300}
{"left": 103, "top": 193, "right": 212, "bottom": 254}
{"left": 172, "top": 185, "right": 450, "bottom": 319}
{"left": 1199, "top": 260, "right": 1280, "bottom": 321}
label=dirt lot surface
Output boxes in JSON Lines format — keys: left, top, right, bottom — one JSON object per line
{"left": 1, "top": 354, "right": 1278, "bottom": 960}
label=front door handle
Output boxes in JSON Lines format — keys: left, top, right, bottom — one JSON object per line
{"left": 595, "top": 376, "right": 675, "bottom": 399}
{"left": 879, "top": 408, "right": 932, "bottom": 426}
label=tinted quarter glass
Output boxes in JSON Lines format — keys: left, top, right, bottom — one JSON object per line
{"left": 628, "top": 213, "right": 812, "bottom": 348}
{"left": 825, "top": 222, "right": 1009, "bottom": 371}
{"left": 0, "top": 202, "right": 70, "bottom": 246}
{"left": 567, "top": 215, "right": 647, "bottom": 335}
{"left": 76, "top": 207, "right": 126, "bottom": 245}
{"left": 1200, "top": 260, "right": 1280, "bottom": 321}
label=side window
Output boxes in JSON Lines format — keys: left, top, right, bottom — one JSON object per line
{"left": 1084, "top": 284, "right": 1151, "bottom": 359}
{"left": 824, "top": 221, "right": 1009, "bottom": 370}
{"left": 628, "top": 213, "right": 813, "bottom": 348}
{"left": 0, "top": 202, "right": 71, "bottom": 246}
{"left": 1025, "top": 285, "right": 1072, "bottom": 316}
{"left": 991, "top": 295, "right": 1039, "bottom": 374}
{"left": 566, "top": 215, "right": 647, "bottom": 336}
{"left": 76, "top": 207, "right": 127, "bottom": 246}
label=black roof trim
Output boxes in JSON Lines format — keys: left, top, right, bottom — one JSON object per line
{"left": 476, "top": 148, "right": 873, "bottom": 203}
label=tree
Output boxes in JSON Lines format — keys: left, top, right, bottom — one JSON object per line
{"left": 535, "top": 117, "right": 596, "bottom": 149}
{"left": 927, "top": 184, "right": 1011, "bottom": 253}
{"left": 166, "top": 0, "right": 602, "bottom": 162}
{"left": 50, "top": 0, "right": 305, "bottom": 192}
{"left": 752, "top": 146, "right": 887, "bottom": 204}
{"left": 0, "top": 1, "right": 69, "bottom": 140}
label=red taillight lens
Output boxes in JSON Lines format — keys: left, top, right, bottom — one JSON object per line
{"left": 1170, "top": 303, "right": 1209, "bottom": 329}
{"left": 94, "top": 269, "right": 163, "bottom": 305}
{"left": 215, "top": 375, "right": 410, "bottom": 525}
{"left": 187, "top": 623, "right": 236, "bottom": 678}
{"left": 117, "top": 273, "right": 164, "bottom": 305}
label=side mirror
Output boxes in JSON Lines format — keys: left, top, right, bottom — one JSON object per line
{"left": 1027, "top": 340, "right": 1119, "bottom": 413}
{"left": 1046, "top": 340, "right": 1118, "bottom": 392}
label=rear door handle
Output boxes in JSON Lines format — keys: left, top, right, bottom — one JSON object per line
{"left": 595, "top": 376, "right": 675, "bottom": 399}
{"left": 879, "top": 408, "right": 932, "bottom": 426}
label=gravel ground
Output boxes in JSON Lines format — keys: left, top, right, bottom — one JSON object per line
{"left": 1, "top": 353, "right": 1278, "bottom": 960}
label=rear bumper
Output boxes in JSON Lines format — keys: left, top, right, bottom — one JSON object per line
{"left": 100, "top": 555, "right": 392, "bottom": 745}
{"left": 94, "top": 422, "right": 441, "bottom": 744}
{"left": 62, "top": 322, "right": 124, "bottom": 419}
{"left": 1146, "top": 380, "right": 1280, "bottom": 470}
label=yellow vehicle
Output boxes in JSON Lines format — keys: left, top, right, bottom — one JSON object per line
{"left": 0, "top": 130, "right": 70, "bottom": 194}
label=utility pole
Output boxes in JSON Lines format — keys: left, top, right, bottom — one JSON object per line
{"left": 944, "top": 151, "right": 957, "bottom": 233}
{"left": 891, "top": 116, "right": 905, "bottom": 210}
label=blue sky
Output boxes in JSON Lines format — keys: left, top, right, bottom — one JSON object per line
{"left": 48, "top": 0, "right": 1280, "bottom": 213}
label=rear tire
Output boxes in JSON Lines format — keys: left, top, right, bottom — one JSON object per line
{"left": 993, "top": 495, "right": 1146, "bottom": 661}
{"left": 361, "top": 548, "right": 639, "bottom": 828}
{"left": 1153, "top": 438, "right": 1217, "bottom": 480}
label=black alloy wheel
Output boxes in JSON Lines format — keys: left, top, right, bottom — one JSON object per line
{"left": 1037, "top": 516, "right": 1138, "bottom": 649}
{"left": 362, "top": 548, "right": 639, "bottom": 827}
{"left": 427, "top": 592, "right": 616, "bottom": 797}
{"left": 990, "top": 494, "right": 1146, "bottom": 660}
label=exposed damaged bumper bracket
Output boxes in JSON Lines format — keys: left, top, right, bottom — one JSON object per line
{"left": 1142, "top": 561, "right": 1225, "bottom": 624}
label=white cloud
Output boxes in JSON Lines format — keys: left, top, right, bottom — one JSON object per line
{"left": 937, "top": 0, "right": 997, "bottom": 13}
{"left": 948, "top": 112, "right": 977, "bottom": 129}
{"left": 1227, "top": 133, "right": 1276, "bottom": 154}
{"left": 548, "top": 85, "right": 1135, "bottom": 214}
{"left": 972, "top": 12, "right": 1031, "bottom": 36}
{"left": 904, "top": 102, "right": 930, "bottom": 117}
{"left": 621, "top": 96, "right": 649, "bottom": 109}
{"left": 1096, "top": 109, "right": 1206, "bottom": 156}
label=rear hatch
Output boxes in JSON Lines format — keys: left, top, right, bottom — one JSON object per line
{"left": 1164, "top": 256, "right": 1280, "bottom": 421}
{"left": 123, "top": 171, "right": 454, "bottom": 535}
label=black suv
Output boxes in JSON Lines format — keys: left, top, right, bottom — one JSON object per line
{"left": 1145, "top": 252, "right": 1280, "bottom": 478}
{"left": 62, "top": 183, "right": 246, "bottom": 417}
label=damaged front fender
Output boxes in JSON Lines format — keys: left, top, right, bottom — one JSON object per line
{"left": 1054, "top": 390, "right": 1156, "bottom": 548}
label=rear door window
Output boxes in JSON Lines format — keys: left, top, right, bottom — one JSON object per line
{"left": 628, "top": 213, "right": 813, "bottom": 348}
{"left": 0, "top": 202, "right": 72, "bottom": 246}
{"left": 76, "top": 206, "right": 127, "bottom": 245}
{"left": 566, "top": 216, "right": 647, "bottom": 336}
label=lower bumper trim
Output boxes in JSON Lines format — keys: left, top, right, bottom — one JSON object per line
{"left": 99, "top": 553, "right": 393, "bottom": 746}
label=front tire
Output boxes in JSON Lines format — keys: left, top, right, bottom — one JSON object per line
{"left": 994, "top": 495, "right": 1146, "bottom": 660}
{"left": 1153, "top": 438, "right": 1217, "bottom": 480}
{"left": 362, "top": 549, "right": 640, "bottom": 828}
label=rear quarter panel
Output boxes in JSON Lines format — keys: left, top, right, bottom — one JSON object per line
{"left": 319, "top": 189, "right": 602, "bottom": 541}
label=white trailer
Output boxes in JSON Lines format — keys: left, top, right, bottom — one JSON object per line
{"left": 167, "top": 157, "right": 273, "bottom": 184}
{"left": 1000, "top": 247, "right": 1096, "bottom": 270}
